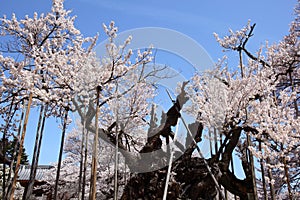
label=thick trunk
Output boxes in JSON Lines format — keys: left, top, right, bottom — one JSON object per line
{"left": 121, "top": 156, "right": 254, "bottom": 200}
{"left": 73, "top": 83, "right": 256, "bottom": 199}
{"left": 119, "top": 89, "right": 254, "bottom": 199}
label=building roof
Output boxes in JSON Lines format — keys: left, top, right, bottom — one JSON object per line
{"left": 17, "top": 165, "right": 54, "bottom": 181}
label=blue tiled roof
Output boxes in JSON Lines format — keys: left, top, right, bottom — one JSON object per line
{"left": 17, "top": 165, "right": 54, "bottom": 181}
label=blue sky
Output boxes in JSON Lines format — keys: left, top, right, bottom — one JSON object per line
{"left": 0, "top": 0, "right": 297, "bottom": 166}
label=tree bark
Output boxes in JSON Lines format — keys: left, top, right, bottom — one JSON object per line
{"left": 74, "top": 83, "right": 257, "bottom": 200}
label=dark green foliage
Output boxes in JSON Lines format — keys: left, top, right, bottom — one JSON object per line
{"left": 0, "top": 137, "right": 29, "bottom": 165}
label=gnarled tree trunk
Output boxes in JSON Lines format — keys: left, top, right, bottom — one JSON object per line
{"left": 75, "top": 82, "right": 257, "bottom": 200}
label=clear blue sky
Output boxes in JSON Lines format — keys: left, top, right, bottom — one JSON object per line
{"left": 0, "top": 0, "right": 297, "bottom": 165}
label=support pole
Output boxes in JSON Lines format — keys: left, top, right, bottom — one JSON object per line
{"left": 165, "top": 89, "right": 225, "bottom": 200}
{"left": 162, "top": 119, "right": 180, "bottom": 200}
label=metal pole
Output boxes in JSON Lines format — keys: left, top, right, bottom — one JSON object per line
{"left": 162, "top": 119, "right": 180, "bottom": 200}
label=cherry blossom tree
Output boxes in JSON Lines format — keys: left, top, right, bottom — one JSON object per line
{"left": 1, "top": 0, "right": 299, "bottom": 199}
{"left": 1, "top": 0, "right": 158, "bottom": 198}
{"left": 41, "top": 2, "right": 300, "bottom": 200}
{"left": 0, "top": 0, "right": 97, "bottom": 198}
{"left": 41, "top": 121, "right": 129, "bottom": 199}
{"left": 93, "top": 2, "right": 300, "bottom": 200}
{"left": 44, "top": 20, "right": 169, "bottom": 198}
{"left": 185, "top": 6, "right": 300, "bottom": 200}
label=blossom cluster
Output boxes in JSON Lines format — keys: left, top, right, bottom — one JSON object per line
{"left": 189, "top": 18, "right": 300, "bottom": 197}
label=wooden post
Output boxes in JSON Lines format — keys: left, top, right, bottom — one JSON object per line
{"left": 9, "top": 93, "right": 33, "bottom": 200}
{"left": 267, "top": 157, "right": 276, "bottom": 200}
{"left": 281, "top": 144, "right": 293, "bottom": 200}
{"left": 2, "top": 95, "right": 15, "bottom": 199}
{"left": 82, "top": 130, "right": 89, "bottom": 200}
{"left": 114, "top": 123, "right": 119, "bottom": 200}
{"left": 24, "top": 105, "right": 46, "bottom": 199}
{"left": 89, "top": 86, "right": 101, "bottom": 200}
{"left": 54, "top": 108, "right": 69, "bottom": 199}
{"left": 247, "top": 135, "right": 258, "bottom": 200}
{"left": 258, "top": 141, "right": 267, "bottom": 200}
{"left": 78, "top": 106, "right": 87, "bottom": 200}
{"left": 5, "top": 101, "right": 25, "bottom": 199}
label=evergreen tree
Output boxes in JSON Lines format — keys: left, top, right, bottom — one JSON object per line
{"left": 0, "top": 137, "right": 29, "bottom": 166}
